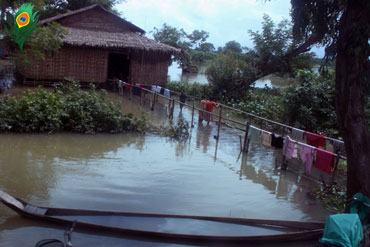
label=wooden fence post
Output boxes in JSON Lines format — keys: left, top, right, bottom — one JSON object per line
{"left": 216, "top": 106, "right": 223, "bottom": 140}
{"left": 243, "top": 122, "right": 250, "bottom": 153}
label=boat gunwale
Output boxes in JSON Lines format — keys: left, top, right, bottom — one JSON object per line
{"left": 0, "top": 191, "right": 325, "bottom": 244}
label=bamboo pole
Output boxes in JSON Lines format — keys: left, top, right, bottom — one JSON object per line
{"left": 170, "top": 99, "right": 175, "bottom": 120}
{"left": 331, "top": 152, "right": 340, "bottom": 184}
{"left": 151, "top": 92, "right": 156, "bottom": 111}
{"left": 239, "top": 136, "right": 243, "bottom": 152}
{"left": 140, "top": 89, "right": 143, "bottom": 105}
{"left": 216, "top": 106, "right": 223, "bottom": 140}
{"left": 243, "top": 122, "right": 250, "bottom": 153}
{"left": 191, "top": 105, "right": 195, "bottom": 128}
{"left": 129, "top": 85, "right": 132, "bottom": 100}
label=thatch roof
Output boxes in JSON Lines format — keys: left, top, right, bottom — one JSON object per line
{"left": 62, "top": 27, "right": 180, "bottom": 53}
{"left": 40, "top": 4, "right": 180, "bottom": 54}
{"left": 40, "top": 4, "right": 145, "bottom": 34}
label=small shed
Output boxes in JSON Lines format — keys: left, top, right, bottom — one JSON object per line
{"left": 21, "top": 4, "right": 179, "bottom": 86}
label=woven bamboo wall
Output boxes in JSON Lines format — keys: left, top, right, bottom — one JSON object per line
{"left": 21, "top": 46, "right": 108, "bottom": 82}
{"left": 129, "top": 51, "right": 171, "bottom": 86}
{"left": 60, "top": 8, "right": 132, "bottom": 33}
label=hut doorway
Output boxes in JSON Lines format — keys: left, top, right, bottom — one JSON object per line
{"left": 107, "top": 53, "right": 130, "bottom": 82}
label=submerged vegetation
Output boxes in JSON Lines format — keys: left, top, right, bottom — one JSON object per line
{"left": 314, "top": 184, "right": 346, "bottom": 214}
{"left": 163, "top": 116, "right": 190, "bottom": 140}
{"left": 0, "top": 82, "right": 146, "bottom": 133}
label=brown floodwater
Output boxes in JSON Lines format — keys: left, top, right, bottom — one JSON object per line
{"left": 0, "top": 88, "right": 330, "bottom": 246}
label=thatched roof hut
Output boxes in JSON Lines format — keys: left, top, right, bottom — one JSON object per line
{"left": 21, "top": 4, "right": 179, "bottom": 86}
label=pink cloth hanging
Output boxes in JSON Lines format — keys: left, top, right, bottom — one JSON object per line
{"left": 315, "top": 148, "right": 335, "bottom": 174}
{"left": 298, "top": 143, "right": 316, "bottom": 175}
{"left": 284, "top": 136, "right": 298, "bottom": 160}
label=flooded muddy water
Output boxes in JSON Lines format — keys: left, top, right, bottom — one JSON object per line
{"left": 0, "top": 89, "right": 329, "bottom": 246}
{"left": 167, "top": 63, "right": 292, "bottom": 88}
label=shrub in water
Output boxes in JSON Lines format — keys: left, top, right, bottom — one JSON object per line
{"left": 0, "top": 82, "right": 146, "bottom": 133}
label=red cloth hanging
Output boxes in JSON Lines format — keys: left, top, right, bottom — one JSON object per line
{"left": 125, "top": 83, "right": 131, "bottom": 91}
{"left": 139, "top": 84, "right": 144, "bottom": 88}
{"left": 315, "top": 148, "right": 334, "bottom": 174}
{"left": 305, "top": 131, "right": 326, "bottom": 147}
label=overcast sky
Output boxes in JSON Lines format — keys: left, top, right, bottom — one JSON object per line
{"left": 117, "top": 0, "right": 323, "bottom": 57}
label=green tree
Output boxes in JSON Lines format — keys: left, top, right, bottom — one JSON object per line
{"left": 198, "top": 42, "right": 215, "bottom": 52}
{"left": 282, "top": 70, "right": 337, "bottom": 134}
{"left": 40, "top": 0, "right": 124, "bottom": 19}
{"left": 290, "top": 0, "right": 370, "bottom": 201}
{"left": 152, "top": 23, "right": 191, "bottom": 66}
{"left": 187, "top": 29, "right": 209, "bottom": 49}
{"left": 207, "top": 15, "right": 314, "bottom": 98}
{"left": 152, "top": 24, "right": 214, "bottom": 67}
{"left": 224, "top": 40, "right": 242, "bottom": 53}
{"left": 0, "top": 0, "right": 44, "bottom": 31}
{"left": 248, "top": 14, "right": 314, "bottom": 79}
{"left": 207, "top": 51, "right": 254, "bottom": 98}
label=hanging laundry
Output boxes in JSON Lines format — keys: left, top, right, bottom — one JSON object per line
{"left": 271, "top": 134, "right": 284, "bottom": 149}
{"left": 125, "top": 83, "right": 131, "bottom": 91}
{"left": 283, "top": 136, "right": 298, "bottom": 160}
{"left": 298, "top": 143, "right": 316, "bottom": 175}
{"left": 315, "top": 148, "right": 334, "bottom": 174}
{"left": 261, "top": 130, "right": 272, "bottom": 146}
{"left": 160, "top": 87, "right": 165, "bottom": 95}
{"left": 156, "top": 86, "right": 162, "bottom": 93}
{"left": 290, "top": 127, "right": 305, "bottom": 141}
{"left": 331, "top": 140, "right": 347, "bottom": 157}
{"left": 164, "top": 88, "right": 171, "bottom": 98}
{"left": 144, "top": 84, "right": 152, "bottom": 91}
{"left": 247, "top": 126, "right": 261, "bottom": 144}
{"left": 151, "top": 85, "right": 157, "bottom": 92}
{"left": 305, "top": 131, "right": 326, "bottom": 148}
{"left": 139, "top": 84, "right": 144, "bottom": 88}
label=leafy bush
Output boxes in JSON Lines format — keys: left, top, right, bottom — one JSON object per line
{"left": 206, "top": 51, "right": 255, "bottom": 99}
{"left": 282, "top": 70, "right": 338, "bottom": 135}
{"left": 0, "top": 82, "right": 146, "bottom": 133}
{"left": 166, "top": 81, "right": 212, "bottom": 98}
{"left": 224, "top": 87, "right": 284, "bottom": 121}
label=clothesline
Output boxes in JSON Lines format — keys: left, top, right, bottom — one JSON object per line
{"left": 248, "top": 124, "right": 346, "bottom": 160}
{"left": 117, "top": 80, "right": 346, "bottom": 154}
{"left": 284, "top": 136, "right": 346, "bottom": 160}
{"left": 117, "top": 81, "right": 345, "bottom": 178}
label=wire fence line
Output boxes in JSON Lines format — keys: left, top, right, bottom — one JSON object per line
{"left": 123, "top": 83, "right": 346, "bottom": 154}
{"left": 114, "top": 82, "right": 347, "bottom": 185}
